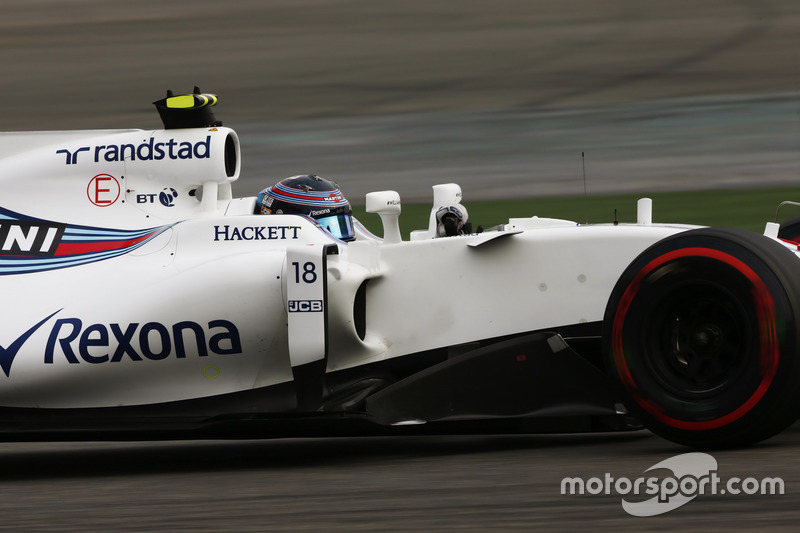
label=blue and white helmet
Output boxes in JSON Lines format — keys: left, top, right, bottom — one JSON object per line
{"left": 255, "top": 175, "right": 354, "bottom": 240}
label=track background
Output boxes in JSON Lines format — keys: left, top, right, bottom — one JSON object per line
{"left": 3, "top": 0, "right": 798, "bottom": 201}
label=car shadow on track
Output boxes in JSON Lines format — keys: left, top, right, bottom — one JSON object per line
{"left": 2, "top": 422, "right": 798, "bottom": 481}
{"left": 0, "top": 430, "right": 655, "bottom": 481}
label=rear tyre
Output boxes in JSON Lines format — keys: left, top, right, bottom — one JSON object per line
{"left": 604, "top": 228, "right": 800, "bottom": 448}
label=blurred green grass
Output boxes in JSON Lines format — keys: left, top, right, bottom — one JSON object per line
{"left": 352, "top": 187, "right": 800, "bottom": 239}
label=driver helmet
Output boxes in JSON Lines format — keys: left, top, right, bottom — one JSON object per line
{"left": 255, "top": 174, "right": 354, "bottom": 240}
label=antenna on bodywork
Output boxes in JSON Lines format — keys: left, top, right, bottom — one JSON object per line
{"left": 582, "top": 152, "right": 588, "bottom": 224}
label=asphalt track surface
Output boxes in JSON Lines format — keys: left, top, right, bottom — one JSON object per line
{"left": 0, "top": 425, "right": 798, "bottom": 532}
{"left": 2, "top": 0, "right": 800, "bottom": 530}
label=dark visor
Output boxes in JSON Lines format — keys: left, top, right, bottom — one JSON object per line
{"left": 316, "top": 214, "right": 355, "bottom": 241}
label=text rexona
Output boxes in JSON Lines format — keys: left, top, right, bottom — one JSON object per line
{"left": 44, "top": 318, "right": 241, "bottom": 363}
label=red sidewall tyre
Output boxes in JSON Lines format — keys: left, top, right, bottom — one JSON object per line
{"left": 604, "top": 228, "right": 800, "bottom": 448}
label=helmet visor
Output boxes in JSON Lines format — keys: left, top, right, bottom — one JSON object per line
{"left": 316, "top": 213, "right": 355, "bottom": 241}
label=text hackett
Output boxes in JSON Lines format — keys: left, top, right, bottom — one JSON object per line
{"left": 213, "top": 225, "right": 301, "bottom": 241}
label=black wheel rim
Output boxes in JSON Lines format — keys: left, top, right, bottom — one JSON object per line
{"left": 642, "top": 281, "right": 754, "bottom": 398}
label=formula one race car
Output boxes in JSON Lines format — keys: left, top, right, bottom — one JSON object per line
{"left": 1, "top": 89, "right": 799, "bottom": 449}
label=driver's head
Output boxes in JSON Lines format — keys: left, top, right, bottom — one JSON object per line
{"left": 255, "top": 174, "right": 354, "bottom": 240}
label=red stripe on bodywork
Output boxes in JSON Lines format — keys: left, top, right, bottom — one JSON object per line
{"left": 54, "top": 232, "right": 157, "bottom": 256}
